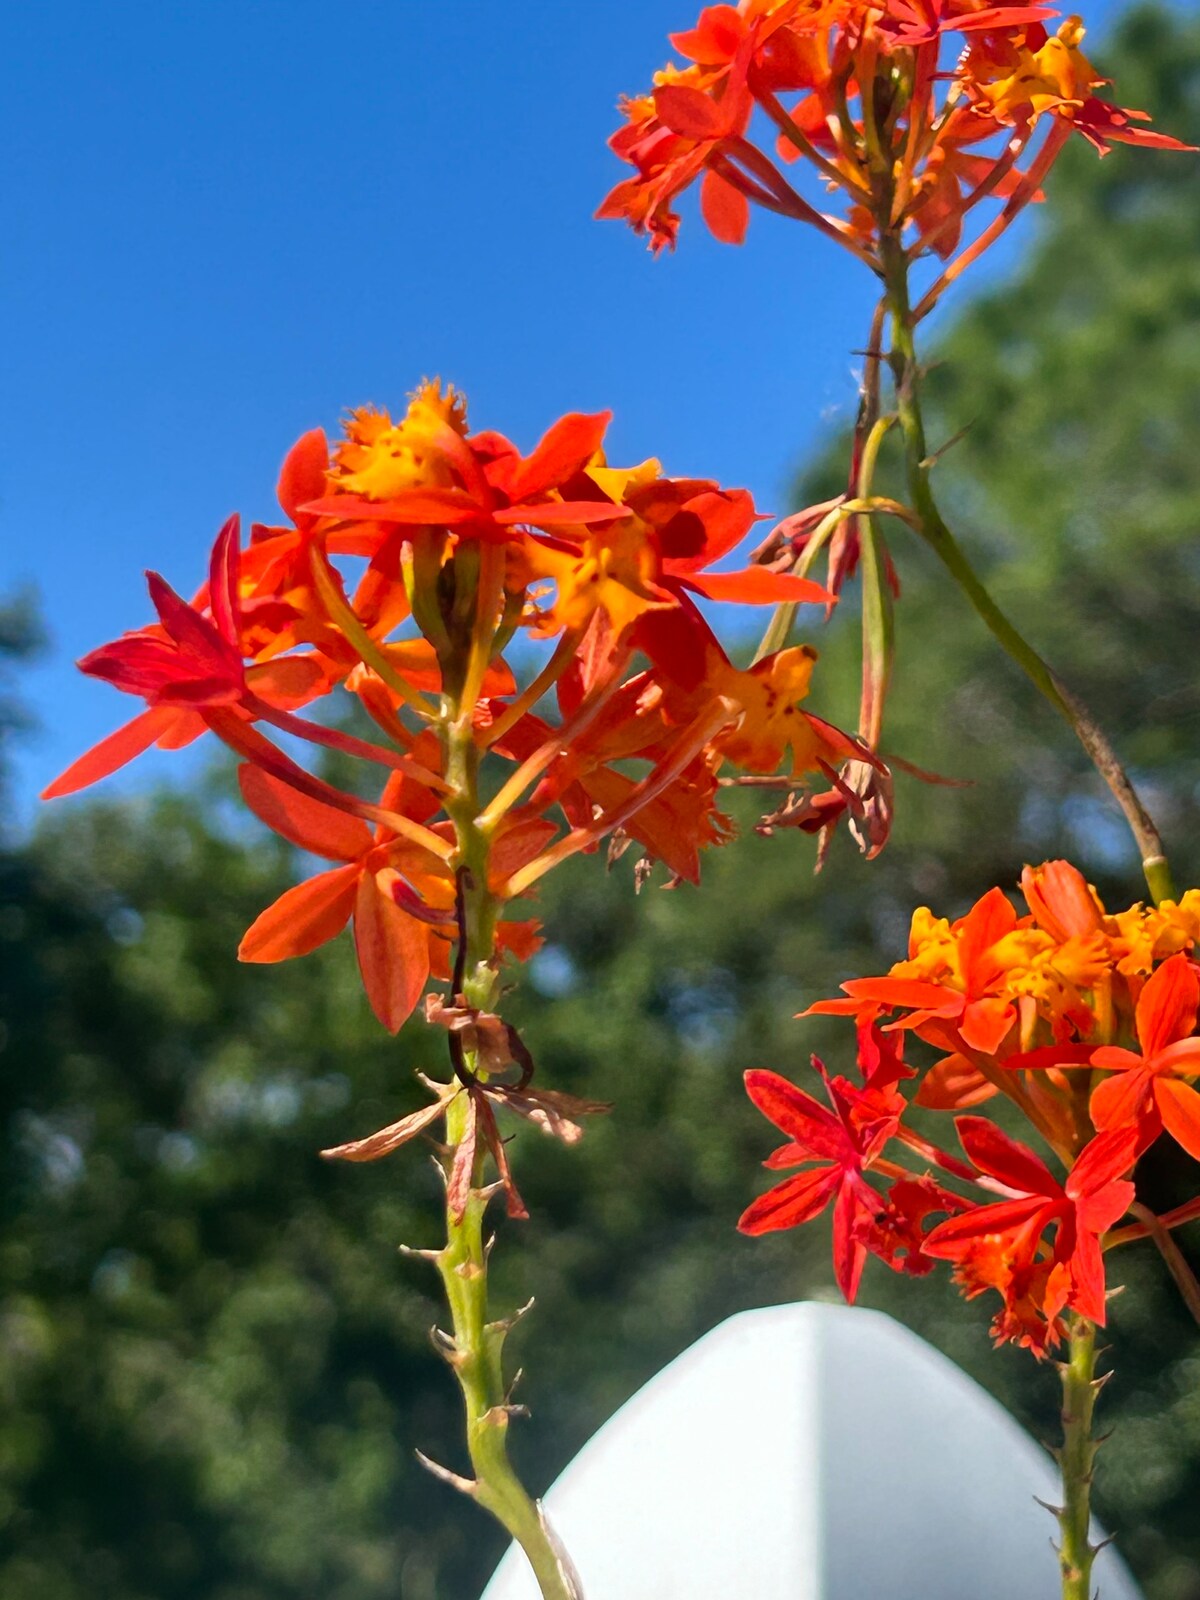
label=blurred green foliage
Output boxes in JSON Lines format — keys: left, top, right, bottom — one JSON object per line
{"left": 3, "top": 7, "right": 1200, "bottom": 1596}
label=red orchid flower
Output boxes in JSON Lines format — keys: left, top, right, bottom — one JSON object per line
{"left": 41, "top": 515, "right": 327, "bottom": 799}
{"left": 924, "top": 1118, "right": 1136, "bottom": 1329}
{"left": 522, "top": 471, "right": 831, "bottom": 655}
{"left": 1090, "top": 953, "right": 1200, "bottom": 1160}
{"left": 488, "top": 699, "right": 734, "bottom": 887}
{"left": 861, "top": 1173, "right": 967, "bottom": 1278}
{"left": 739, "top": 1060, "right": 903, "bottom": 1300}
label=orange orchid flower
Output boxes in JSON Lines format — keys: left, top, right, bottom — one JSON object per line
{"left": 302, "top": 390, "right": 630, "bottom": 544}
{"left": 1090, "top": 953, "right": 1200, "bottom": 1160}
{"left": 236, "top": 765, "right": 453, "bottom": 1031}
{"left": 41, "top": 515, "right": 329, "bottom": 799}
{"left": 809, "top": 886, "right": 1048, "bottom": 1055}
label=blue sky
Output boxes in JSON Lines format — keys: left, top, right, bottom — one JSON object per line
{"left": 2, "top": 0, "right": 1134, "bottom": 820}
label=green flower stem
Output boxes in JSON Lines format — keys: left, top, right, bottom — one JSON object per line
{"left": 1056, "top": 1315, "right": 1103, "bottom": 1600}
{"left": 753, "top": 503, "right": 847, "bottom": 663}
{"left": 423, "top": 708, "right": 580, "bottom": 1600}
{"left": 878, "top": 238, "right": 1173, "bottom": 905}
{"left": 434, "top": 1091, "right": 579, "bottom": 1600}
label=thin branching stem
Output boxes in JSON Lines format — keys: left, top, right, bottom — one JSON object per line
{"left": 877, "top": 235, "right": 1173, "bottom": 904}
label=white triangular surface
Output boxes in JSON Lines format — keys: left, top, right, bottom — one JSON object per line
{"left": 481, "top": 1302, "right": 1141, "bottom": 1600}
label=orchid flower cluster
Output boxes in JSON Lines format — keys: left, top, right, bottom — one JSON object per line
{"left": 46, "top": 381, "right": 879, "bottom": 1132}
{"left": 741, "top": 860, "right": 1200, "bottom": 1354}
{"left": 47, "top": 390, "right": 857, "bottom": 934}
{"left": 600, "top": 0, "right": 1189, "bottom": 276}
{"left": 46, "top": 2, "right": 1195, "bottom": 1596}
{"left": 46, "top": 382, "right": 871, "bottom": 1597}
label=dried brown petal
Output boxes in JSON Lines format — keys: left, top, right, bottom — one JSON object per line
{"left": 425, "top": 994, "right": 530, "bottom": 1080}
{"left": 320, "top": 1082, "right": 458, "bottom": 1163}
{"left": 491, "top": 1085, "right": 613, "bottom": 1145}
{"left": 476, "top": 1093, "right": 529, "bottom": 1220}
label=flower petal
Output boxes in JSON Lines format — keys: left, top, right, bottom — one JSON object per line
{"left": 1068, "top": 1128, "right": 1138, "bottom": 1201}
{"left": 245, "top": 654, "right": 328, "bottom": 708}
{"left": 1021, "top": 860, "right": 1104, "bottom": 941}
{"left": 743, "top": 1069, "right": 843, "bottom": 1155}
{"left": 1155, "top": 1078, "right": 1200, "bottom": 1163}
{"left": 238, "top": 763, "right": 372, "bottom": 861}
{"left": 238, "top": 864, "right": 359, "bottom": 962}
{"left": 959, "top": 995, "right": 1016, "bottom": 1055}
{"left": 490, "top": 501, "right": 630, "bottom": 528}
{"left": 923, "top": 1196, "right": 1048, "bottom": 1255}
{"left": 320, "top": 1085, "right": 456, "bottom": 1162}
{"left": 1090, "top": 1065, "right": 1155, "bottom": 1132}
{"left": 1066, "top": 1230, "right": 1110, "bottom": 1326}
{"left": 832, "top": 1180, "right": 871, "bottom": 1302}
{"left": 737, "top": 1164, "right": 840, "bottom": 1235}
{"left": 1153, "top": 1036, "right": 1200, "bottom": 1079}
{"left": 353, "top": 872, "right": 431, "bottom": 1033}
{"left": 207, "top": 514, "right": 242, "bottom": 646}
{"left": 915, "top": 1053, "right": 996, "bottom": 1110}
{"left": 957, "top": 886, "right": 1018, "bottom": 976}
{"left": 700, "top": 166, "right": 750, "bottom": 244}
{"left": 654, "top": 83, "right": 727, "bottom": 139}
{"left": 277, "top": 428, "right": 329, "bottom": 530}
{"left": 301, "top": 488, "right": 482, "bottom": 525}
{"left": 1136, "top": 951, "right": 1199, "bottom": 1058}
{"left": 680, "top": 568, "right": 832, "bottom": 606}
{"left": 842, "top": 976, "right": 963, "bottom": 1013}
{"left": 955, "top": 1115, "right": 1059, "bottom": 1197}
{"left": 504, "top": 412, "right": 611, "bottom": 502}
{"left": 41, "top": 707, "right": 182, "bottom": 799}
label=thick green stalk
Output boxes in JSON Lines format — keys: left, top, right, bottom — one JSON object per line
{"left": 1056, "top": 1316, "right": 1102, "bottom": 1600}
{"left": 426, "top": 709, "right": 580, "bottom": 1600}
{"left": 435, "top": 1091, "right": 578, "bottom": 1600}
{"left": 878, "top": 238, "right": 1173, "bottom": 905}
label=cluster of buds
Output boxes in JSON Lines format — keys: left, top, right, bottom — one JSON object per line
{"left": 599, "top": 0, "right": 1191, "bottom": 288}
{"left": 741, "top": 860, "right": 1200, "bottom": 1355}
{"left": 45, "top": 381, "right": 880, "bottom": 1169}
